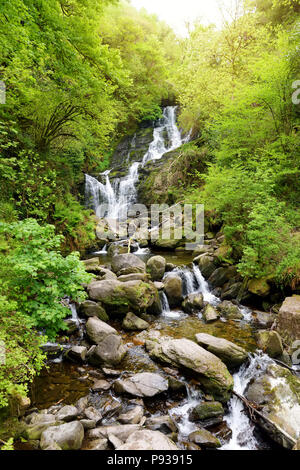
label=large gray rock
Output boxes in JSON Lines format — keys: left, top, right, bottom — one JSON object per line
{"left": 256, "top": 330, "right": 283, "bottom": 358}
{"left": 146, "top": 336, "right": 233, "bottom": 401}
{"left": 182, "top": 293, "right": 204, "bottom": 313}
{"left": 117, "top": 429, "right": 179, "bottom": 450}
{"left": 164, "top": 275, "right": 183, "bottom": 308}
{"left": 147, "top": 256, "right": 166, "bottom": 281}
{"left": 87, "top": 335, "right": 126, "bottom": 366}
{"left": 217, "top": 300, "right": 243, "bottom": 320}
{"left": 111, "top": 254, "right": 146, "bottom": 276}
{"left": 114, "top": 372, "right": 169, "bottom": 397}
{"left": 245, "top": 363, "right": 300, "bottom": 449}
{"left": 87, "top": 424, "right": 141, "bottom": 442}
{"left": 189, "top": 401, "right": 224, "bottom": 423}
{"left": 277, "top": 295, "right": 300, "bottom": 345}
{"left": 86, "top": 317, "right": 117, "bottom": 344}
{"left": 88, "top": 279, "right": 158, "bottom": 315}
{"left": 79, "top": 300, "right": 108, "bottom": 321}
{"left": 122, "top": 312, "right": 149, "bottom": 331}
{"left": 195, "top": 333, "right": 248, "bottom": 367}
{"left": 118, "top": 406, "right": 144, "bottom": 425}
{"left": 56, "top": 405, "right": 79, "bottom": 423}
{"left": 40, "top": 421, "right": 84, "bottom": 450}
{"left": 25, "top": 414, "right": 58, "bottom": 440}
{"left": 189, "top": 429, "right": 221, "bottom": 448}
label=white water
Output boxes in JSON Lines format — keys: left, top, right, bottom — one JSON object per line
{"left": 169, "top": 388, "right": 202, "bottom": 438}
{"left": 85, "top": 106, "right": 183, "bottom": 219}
{"left": 222, "top": 353, "right": 274, "bottom": 450}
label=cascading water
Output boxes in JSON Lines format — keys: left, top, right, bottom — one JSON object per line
{"left": 222, "top": 352, "right": 274, "bottom": 450}
{"left": 85, "top": 106, "right": 184, "bottom": 219}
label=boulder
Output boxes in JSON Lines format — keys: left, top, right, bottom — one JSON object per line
{"left": 118, "top": 273, "right": 149, "bottom": 282}
{"left": 248, "top": 278, "right": 270, "bottom": 297}
{"left": 256, "top": 330, "right": 283, "bottom": 358}
{"left": 65, "top": 345, "right": 87, "bottom": 362}
{"left": 56, "top": 406, "right": 79, "bottom": 423}
{"left": 87, "top": 424, "right": 141, "bottom": 442}
{"left": 146, "top": 337, "right": 233, "bottom": 401}
{"left": 122, "top": 312, "right": 149, "bottom": 331}
{"left": 164, "top": 275, "right": 183, "bottom": 308}
{"left": 189, "top": 401, "right": 224, "bottom": 423}
{"left": 79, "top": 300, "right": 108, "bottom": 322}
{"left": 202, "top": 304, "right": 219, "bottom": 323}
{"left": 114, "top": 372, "right": 168, "bottom": 398}
{"left": 86, "top": 317, "right": 117, "bottom": 344}
{"left": 95, "top": 267, "right": 118, "bottom": 281}
{"left": 40, "top": 421, "right": 84, "bottom": 450}
{"left": 217, "top": 300, "right": 243, "bottom": 320}
{"left": 146, "top": 256, "right": 166, "bottom": 281}
{"left": 117, "top": 429, "right": 179, "bottom": 450}
{"left": 91, "top": 380, "right": 111, "bottom": 392}
{"left": 193, "top": 245, "right": 213, "bottom": 257}
{"left": 182, "top": 293, "right": 204, "bottom": 313}
{"left": 277, "top": 295, "right": 300, "bottom": 345}
{"left": 88, "top": 279, "right": 158, "bottom": 315}
{"left": 195, "top": 333, "right": 248, "bottom": 367}
{"left": 87, "top": 335, "right": 126, "bottom": 366}
{"left": 118, "top": 406, "right": 144, "bottom": 425}
{"left": 111, "top": 254, "right": 146, "bottom": 276}
{"left": 152, "top": 238, "right": 181, "bottom": 251}
{"left": 84, "top": 406, "right": 102, "bottom": 424}
{"left": 253, "top": 310, "right": 275, "bottom": 328}
{"left": 221, "top": 282, "right": 244, "bottom": 301}
{"left": 145, "top": 415, "right": 177, "bottom": 434}
{"left": 25, "top": 414, "right": 58, "bottom": 440}
{"left": 82, "top": 257, "right": 100, "bottom": 272}
{"left": 245, "top": 364, "right": 300, "bottom": 449}
{"left": 188, "top": 429, "right": 221, "bottom": 448}
{"left": 208, "top": 267, "right": 236, "bottom": 288}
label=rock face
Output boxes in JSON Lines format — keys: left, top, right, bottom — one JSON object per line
{"left": 164, "top": 275, "right": 183, "bottom": 308}
{"left": 277, "top": 295, "right": 300, "bottom": 345}
{"left": 146, "top": 256, "right": 166, "bottom": 281}
{"left": 40, "top": 421, "right": 84, "bottom": 450}
{"left": 114, "top": 372, "right": 169, "bottom": 397}
{"left": 117, "top": 429, "right": 179, "bottom": 450}
{"left": 122, "top": 312, "right": 149, "bottom": 331}
{"left": 256, "top": 330, "right": 283, "bottom": 358}
{"left": 182, "top": 293, "right": 204, "bottom": 313}
{"left": 88, "top": 279, "right": 158, "bottom": 315}
{"left": 195, "top": 333, "right": 248, "bottom": 367}
{"left": 111, "top": 254, "right": 146, "bottom": 276}
{"left": 245, "top": 364, "right": 300, "bottom": 449}
{"left": 202, "top": 304, "right": 219, "bottom": 323}
{"left": 146, "top": 336, "right": 233, "bottom": 401}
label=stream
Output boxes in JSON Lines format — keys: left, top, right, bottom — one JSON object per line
{"left": 29, "top": 107, "right": 282, "bottom": 451}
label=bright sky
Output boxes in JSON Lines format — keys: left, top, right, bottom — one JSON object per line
{"left": 130, "top": 0, "right": 237, "bottom": 35}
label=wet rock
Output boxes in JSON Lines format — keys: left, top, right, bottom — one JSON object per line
{"left": 56, "top": 405, "right": 79, "bottom": 423}
{"left": 256, "top": 330, "right": 283, "bottom": 358}
{"left": 168, "top": 376, "right": 186, "bottom": 392}
{"left": 154, "top": 281, "right": 164, "bottom": 290}
{"left": 214, "top": 421, "right": 232, "bottom": 443}
{"left": 146, "top": 256, "right": 166, "bottom": 281}
{"left": 76, "top": 396, "right": 89, "bottom": 414}
{"left": 117, "top": 429, "right": 179, "bottom": 450}
{"left": 195, "top": 333, "right": 248, "bottom": 367}
{"left": 164, "top": 275, "right": 183, "bottom": 308}
{"left": 86, "top": 317, "right": 117, "bottom": 344}
{"left": 277, "top": 295, "right": 300, "bottom": 345}
{"left": 118, "top": 406, "right": 144, "bottom": 424}
{"left": 184, "top": 442, "right": 201, "bottom": 450}
{"left": 146, "top": 336, "right": 233, "bottom": 401}
{"left": 40, "top": 421, "right": 84, "bottom": 450}
{"left": 80, "top": 419, "right": 96, "bottom": 430}
{"left": 217, "top": 300, "right": 243, "bottom": 320}
{"left": 248, "top": 278, "right": 270, "bottom": 297}
{"left": 24, "top": 414, "right": 58, "bottom": 440}
{"left": 118, "top": 273, "right": 149, "bottom": 282}
{"left": 111, "top": 253, "right": 146, "bottom": 276}
{"left": 182, "top": 293, "right": 204, "bottom": 313}
{"left": 41, "top": 343, "right": 62, "bottom": 359}
{"left": 165, "top": 263, "right": 176, "bottom": 272}
{"left": 87, "top": 334, "right": 126, "bottom": 366}
{"left": 88, "top": 279, "right": 158, "bottom": 315}
{"left": 122, "top": 312, "right": 149, "bottom": 331}
{"left": 79, "top": 300, "right": 109, "bottom": 322}
{"left": 114, "top": 372, "right": 169, "bottom": 397}
{"left": 253, "top": 310, "right": 275, "bottom": 328}
{"left": 221, "top": 282, "right": 244, "bottom": 301}
{"left": 145, "top": 415, "right": 177, "bottom": 434}
{"left": 91, "top": 380, "right": 111, "bottom": 391}
{"left": 84, "top": 406, "right": 102, "bottom": 424}
{"left": 189, "top": 401, "right": 224, "bottom": 423}
{"left": 208, "top": 267, "right": 236, "bottom": 288}
{"left": 65, "top": 345, "right": 87, "bottom": 362}
{"left": 102, "top": 368, "right": 121, "bottom": 377}
{"left": 63, "top": 318, "right": 79, "bottom": 335}
{"left": 202, "top": 304, "right": 219, "bottom": 323}
{"left": 245, "top": 363, "right": 300, "bottom": 449}
{"left": 188, "top": 429, "right": 221, "bottom": 448}
{"left": 194, "top": 255, "right": 216, "bottom": 278}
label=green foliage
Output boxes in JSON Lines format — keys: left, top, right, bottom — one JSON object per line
{"left": 0, "top": 219, "right": 93, "bottom": 338}
{"left": 0, "top": 438, "right": 14, "bottom": 450}
{"left": 0, "top": 295, "right": 46, "bottom": 408}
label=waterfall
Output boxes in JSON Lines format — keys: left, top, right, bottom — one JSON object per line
{"left": 192, "top": 264, "right": 219, "bottom": 304}
{"left": 222, "top": 352, "right": 274, "bottom": 450}
{"left": 85, "top": 106, "right": 183, "bottom": 219}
